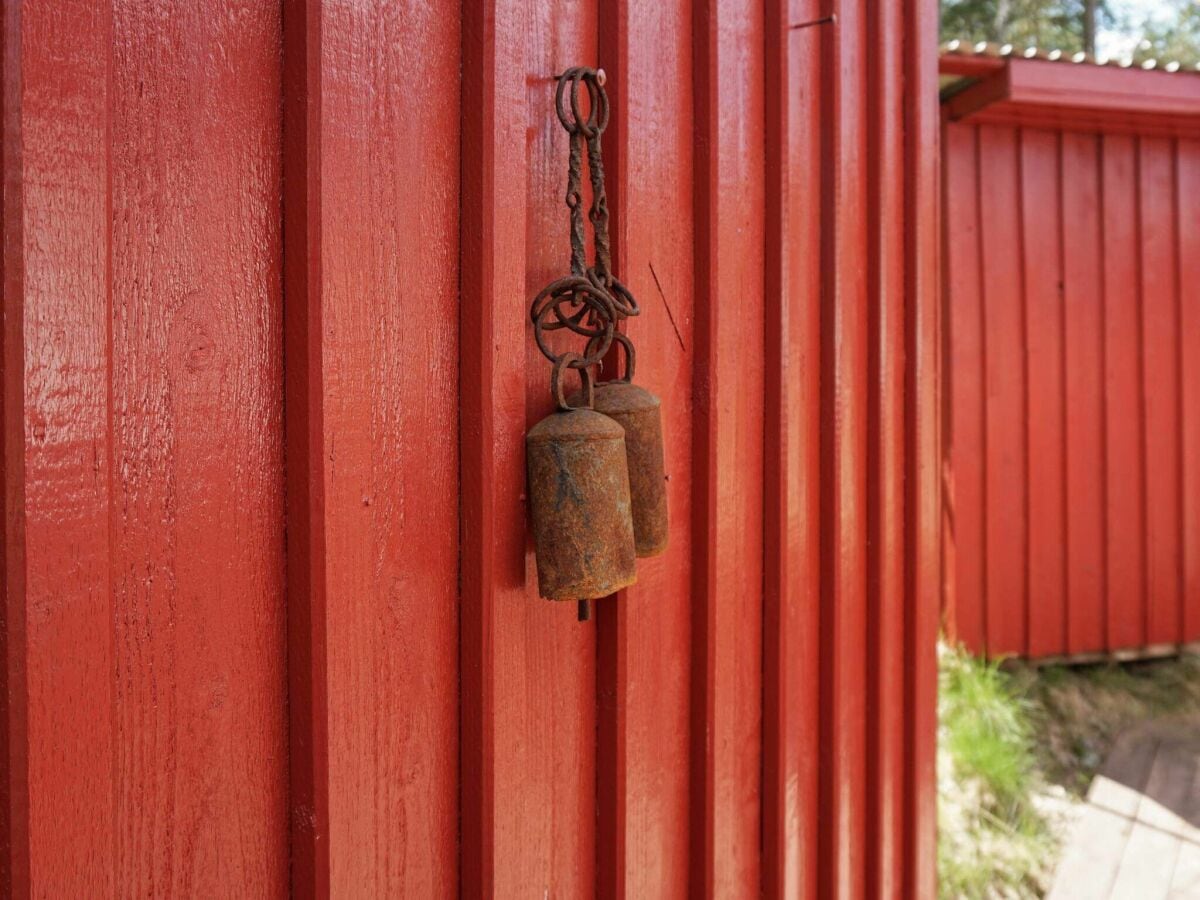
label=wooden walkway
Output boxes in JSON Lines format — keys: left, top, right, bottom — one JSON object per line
{"left": 1049, "top": 720, "right": 1200, "bottom": 899}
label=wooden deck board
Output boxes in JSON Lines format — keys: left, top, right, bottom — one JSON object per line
{"left": 1051, "top": 720, "right": 1200, "bottom": 900}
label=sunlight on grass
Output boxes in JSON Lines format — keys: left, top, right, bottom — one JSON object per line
{"left": 938, "top": 644, "right": 1056, "bottom": 899}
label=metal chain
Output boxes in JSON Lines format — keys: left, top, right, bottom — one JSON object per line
{"left": 530, "top": 66, "right": 641, "bottom": 388}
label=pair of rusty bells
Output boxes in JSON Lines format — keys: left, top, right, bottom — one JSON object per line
{"left": 526, "top": 343, "right": 667, "bottom": 604}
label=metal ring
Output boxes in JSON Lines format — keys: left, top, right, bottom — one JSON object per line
{"left": 552, "top": 353, "right": 595, "bottom": 411}
{"left": 531, "top": 274, "right": 616, "bottom": 368}
{"left": 554, "top": 67, "right": 609, "bottom": 138}
{"left": 586, "top": 330, "right": 636, "bottom": 383}
{"left": 586, "top": 267, "right": 639, "bottom": 319}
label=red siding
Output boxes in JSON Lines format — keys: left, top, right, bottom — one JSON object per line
{"left": 4, "top": 0, "right": 288, "bottom": 893}
{"left": 1, "top": 0, "right": 940, "bottom": 895}
{"left": 945, "top": 111, "right": 1200, "bottom": 659}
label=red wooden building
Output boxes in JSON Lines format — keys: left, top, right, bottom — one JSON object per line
{"left": 941, "top": 43, "right": 1200, "bottom": 661}
{"left": 1, "top": 0, "right": 940, "bottom": 895}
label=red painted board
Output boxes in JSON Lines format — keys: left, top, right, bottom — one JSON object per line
{"left": 285, "top": 0, "right": 461, "bottom": 894}
{"left": 596, "top": 0, "right": 694, "bottom": 895}
{"left": 6, "top": 1, "right": 289, "bottom": 894}
{"left": 943, "top": 123, "right": 986, "bottom": 653}
{"left": 867, "top": 0, "right": 907, "bottom": 895}
{"left": 1020, "top": 129, "right": 1066, "bottom": 658}
{"left": 1137, "top": 136, "right": 1182, "bottom": 647}
{"left": 457, "top": 0, "right": 530, "bottom": 894}
{"left": 3, "top": 0, "right": 114, "bottom": 892}
{"left": 819, "top": 0, "right": 869, "bottom": 894}
{"left": 515, "top": 3, "right": 603, "bottom": 893}
{"left": 1060, "top": 131, "right": 1106, "bottom": 655}
{"left": 1100, "top": 134, "right": 1146, "bottom": 652}
{"left": 110, "top": 2, "right": 288, "bottom": 893}
{"left": 902, "top": 1, "right": 940, "bottom": 897}
{"left": 691, "top": 0, "right": 765, "bottom": 894}
{"left": 763, "top": 0, "right": 821, "bottom": 896}
{"left": 1179, "top": 139, "right": 1200, "bottom": 642}
{"left": 904, "top": 0, "right": 942, "bottom": 892}
{"left": 0, "top": 1, "right": 26, "bottom": 887}
{"left": 977, "top": 124, "right": 1028, "bottom": 657}
{"left": 1005, "top": 59, "right": 1200, "bottom": 120}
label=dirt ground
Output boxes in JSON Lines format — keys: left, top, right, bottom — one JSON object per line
{"left": 1010, "top": 650, "right": 1200, "bottom": 798}
{"left": 1011, "top": 651, "right": 1200, "bottom": 895}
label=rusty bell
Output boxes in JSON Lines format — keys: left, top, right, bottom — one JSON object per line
{"left": 526, "top": 356, "right": 637, "bottom": 601}
{"left": 571, "top": 333, "right": 668, "bottom": 557}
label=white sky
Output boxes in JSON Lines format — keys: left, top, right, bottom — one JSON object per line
{"left": 1097, "top": 0, "right": 1187, "bottom": 59}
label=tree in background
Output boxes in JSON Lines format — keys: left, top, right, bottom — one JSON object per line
{"left": 942, "top": 0, "right": 1200, "bottom": 65}
{"left": 940, "top": 0, "right": 1115, "bottom": 52}
{"left": 1130, "top": 0, "right": 1200, "bottom": 65}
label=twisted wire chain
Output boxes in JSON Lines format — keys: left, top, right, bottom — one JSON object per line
{"left": 530, "top": 67, "right": 640, "bottom": 385}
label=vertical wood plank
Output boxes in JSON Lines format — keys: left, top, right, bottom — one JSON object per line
{"left": 1137, "top": 136, "right": 1182, "bottom": 647}
{"left": 691, "top": 0, "right": 765, "bottom": 893}
{"left": 596, "top": 0, "right": 694, "bottom": 895}
{"left": 1101, "top": 134, "right": 1146, "bottom": 651}
{"left": 866, "top": 0, "right": 906, "bottom": 893}
{"left": 763, "top": 0, "right": 821, "bottom": 896}
{"left": 0, "top": 2, "right": 25, "bottom": 889}
{"left": 1060, "top": 131, "right": 1107, "bottom": 655}
{"left": 904, "top": 0, "right": 941, "bottom": 893}
{"left": 6, "top": 1, "right": 289, "bottom": 893}
{"left": 515, "top": 3, "right": 601, "bottom": 892}
{"left": 110, "top": 2, "right": 288, "bottom": 893}
{"left": 281, "top": 0, "right": 326, "bottom": 891}
{"left": 943, "top": 123, "right": 986, "bottom": 653}
{"left": 977, "top": 124, "right": 1027, "bottom": 657}
{"left": 1021, "top": 129, "right": 1067, "bottom": 658}
{"left": 2, "top": 0, "right": 113, "bottom": 892}
{"left": 458, "top": 0, "right": 528, "bottom": 894}
{"left": 819, "top": 0, "right": 869, "bottom": 894}
{"left": 285, "top": 0, "right": 461, "bottom": 894}
{"left": 1179, "top": 139, "right": 1200, "bottom": 642}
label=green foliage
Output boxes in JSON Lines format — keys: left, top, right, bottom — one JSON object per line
{"left": 941, "top": 0, "right": 1114, "bottom": 52}
{"left": 940, "top": 646, "right": 1041, "bottom": 822}
{"left": 938, "top": 645, "right": 1053, "bottom": 899}
{"left": 1131, "top": 0, "right": 1200, "bottom": 65}
{"left": 941, "top": 0, "right": 1200, "bottom": 66}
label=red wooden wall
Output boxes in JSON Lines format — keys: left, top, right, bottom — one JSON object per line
{"left": 1, "top": 0, "right": 939, "bottom": 895}
{"left": 942, "top": 60, "right": 1200, "bottom": 660}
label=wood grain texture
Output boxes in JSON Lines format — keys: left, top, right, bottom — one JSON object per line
{"left": 867, "top": 0, "right": 907, "bottom": 893}
{"left": 110, "top": 1, "right": 288, "bottom": 893}
{"left": 762, "top": 0, "right": 822, "bottom": 896}
{"left": 596, "top": 0, "right": 694, "bottom": 895}
{"left": 3, "top": 1, "right": 289, "bottom": 894}
{"left": 504, "top": 3, "right": 603, "bottom": 893}
{"left": 818, "top": 1, "right": 870, "bottom": 894}
{"left": 285, "top": 0, "right": 461, "bottom": 894}
{"left": 691, "top": 0, "right": 766, "bottom": 893}
{"left": 458, "top": 0, "right": 528, "bottom": 894}
{"left": 4, "top": 0, "right": 113, "bottom": 892}
{"left": 904, "top": 2, "right": 942, "bottom": 895}
{"left": 0, "top": 2, "right": 947, "bottom": 894}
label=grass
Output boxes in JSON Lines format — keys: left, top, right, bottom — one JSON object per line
{"left": 938, "top": 644, "right": 1057, "bottom": 898}
{"left": 938, "top": 645, "right": 1200, "bottom": 898}
{"left": 1012, "top": 651, "right": 1200, "bottom": 796}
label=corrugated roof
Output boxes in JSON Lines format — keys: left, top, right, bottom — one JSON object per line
{"left": 941, "top": 39, "right": 1200, "bottom": 74}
